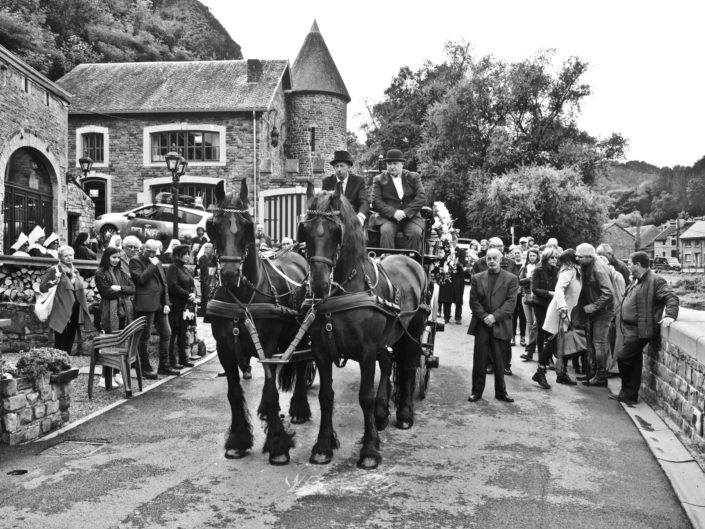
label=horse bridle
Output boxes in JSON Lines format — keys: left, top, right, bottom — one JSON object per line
{"left": 211, "top": 206, "right": 251, "bottom": 271}
{"left": 301, "top": 209, "right": 344, "bottom": 269}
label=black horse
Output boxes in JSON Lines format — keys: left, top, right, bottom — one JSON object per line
{"left": 206, "top": 179, "right": 311, "bottom": 464}
{"left": 297, "top": 184, "right": 430, "bottom": 469}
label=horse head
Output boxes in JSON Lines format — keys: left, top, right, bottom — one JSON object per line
{"left": 298, "top": 182, "right": 364, "bottom": 299}
{"left": 206, "top": 179, "right": 253, "bottom": 288}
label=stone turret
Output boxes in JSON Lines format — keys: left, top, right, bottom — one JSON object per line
{"left": 286, "top": 20, "right": 349, "bottom": 180}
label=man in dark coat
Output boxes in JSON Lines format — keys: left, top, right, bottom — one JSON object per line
{"left": 472, "top": 237, "right": 518, "bottom": 275}
{"left": 322, "top": 150, "right": 370, "bottom": 225}
{"left": 612, "top": 251, "right": 678, "bottom": 403}
{"left": 467, "top": 249, "right": 519, "bottom": 403}
{"left": 372, "top": 149, "right": 426, "bottom": 253}
{"left": 130, "top": 238, "right": 177, "bottom": 378}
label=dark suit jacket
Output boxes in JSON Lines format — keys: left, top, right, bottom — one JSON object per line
{"left": 372, "top": 169, "right": 426, "bottom": 227}
{"left": 322, "top": 173, "right": 370, "bottom": 217}
{"left": 129, "top": 254, "right": 170, "bottom": 312}
{"left": 467, "top": 269, "right": 519, "bottom": 340}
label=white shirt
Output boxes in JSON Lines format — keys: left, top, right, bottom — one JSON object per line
{"left": 391, "top": 174, "right": 404, "bottom": 199}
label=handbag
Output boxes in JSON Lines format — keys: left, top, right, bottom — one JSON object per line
{"left": 557, "top": 313, "right": 587, "bottom": 358}
{"left": 34, "top": 266, "right": 60, "bottom": 322}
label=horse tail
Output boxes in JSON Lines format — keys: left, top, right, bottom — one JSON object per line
{"left": 278, "top": 362, "right": 296, "bottom": 392}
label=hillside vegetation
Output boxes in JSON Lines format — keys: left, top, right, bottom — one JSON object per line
{"left": 0, "top": 0, "right": 242, "bottom": 80}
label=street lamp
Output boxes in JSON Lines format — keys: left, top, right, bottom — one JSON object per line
{"left": 78, "top": 156, "right": 93, "bottom": 179}
{"left": 164, "top": 151, "right": 187, "bottom": 241}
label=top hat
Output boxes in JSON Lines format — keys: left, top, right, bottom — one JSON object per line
{"left": 330, "top": 150, "right": 354, "bottom": 166}
{"left": 383, "top": 149, "right": 405, "bottom": 163}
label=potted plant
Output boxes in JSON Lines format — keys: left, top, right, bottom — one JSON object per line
{"left": 3, "top": 347, "right": 78, "bottom": 385}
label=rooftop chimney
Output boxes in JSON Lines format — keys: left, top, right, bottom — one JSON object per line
{"left": 247, "top": 59, "right": 262, "bottom": 83}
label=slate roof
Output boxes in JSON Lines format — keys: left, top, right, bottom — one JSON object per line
{"left": 55, "top": 60, "right": 290, "bottom": 114}
{"left": 291, "top": 20, "right": 350, "bottom": 102}
{"left": 681, "top": 220, "right": 705, "bottom": 240}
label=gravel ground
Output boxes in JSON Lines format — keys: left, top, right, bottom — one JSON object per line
{"left": 1, "top": 318, "right": 217, "bottom": 427}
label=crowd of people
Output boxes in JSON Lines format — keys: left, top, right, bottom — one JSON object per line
{"left": 462, "top": 237, "right": 679, "bottom": 405}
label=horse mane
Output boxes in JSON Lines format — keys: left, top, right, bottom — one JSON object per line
{"left": 309, "top": 191, "right": 366, "bottom": 268}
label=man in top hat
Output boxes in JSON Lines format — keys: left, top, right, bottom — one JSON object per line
{"left": 28, "top": 225, "right": 47, "bottom": 257}
{"left": 10, "top": 232, "right": 30, "bottom": 256}
{"left": 372, "top": 149, "right": 427, "bottom": 253}
{"left": 322, "top": 150, "right": 369, "bottom": 225}
{"left": 43, "top": 232, "right": 60, "bottom": 258}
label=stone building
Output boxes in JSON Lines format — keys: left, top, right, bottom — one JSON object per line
{"left": 54, "top": 21, "right": 349, "bottom": 244}
{"left": 0, "top": 45, "right": 94, "bottom": 254}
{"left": 601, "top": 222, "right": 635, "bottom": 261}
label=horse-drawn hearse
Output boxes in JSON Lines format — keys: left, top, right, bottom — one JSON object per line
{"left": 204, "top": 179, "right": 444, "bottom": 469}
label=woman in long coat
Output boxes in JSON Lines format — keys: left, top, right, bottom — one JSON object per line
{"left": 438, "top": 247, "right": 467, "bottom": 324}
{"left": 539, "top": 248, "right": 583, "bottom": 386}
{"left": 167, "top": 245, "right": 196, "bottom": 369}
{"left": 95, "top": 246, "right": 136, "bottom": 386}
{"left": 39, "top": 245, "right": 93, "bottom": 354}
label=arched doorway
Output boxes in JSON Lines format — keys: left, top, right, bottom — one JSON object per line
{"left": 82, "top": 177, "right": 107, "bottom": 217}
{"left": 3, "top": 147, "right": 54, "bottom": 250}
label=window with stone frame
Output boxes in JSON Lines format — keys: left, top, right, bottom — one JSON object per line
{"left": 82, "top": 132, "right": 104, "bottom": 163}
{"left": 151, "top": 131, "right": 220, "bottom": 162}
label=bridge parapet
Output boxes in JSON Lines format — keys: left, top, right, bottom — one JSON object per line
{"left": 643, "top": 307, "right": 705, "bottom": 451}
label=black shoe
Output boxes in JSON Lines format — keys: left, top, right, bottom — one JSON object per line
{"left": 455, "top": 318, "right": 462, "bottom": 324}
{"left": 495, "top": 394, "right": 515, "bottom": 403}
{"left": 520, "top": 338, "right": 527, "bottom": 347}
{"left": 142, "top": 370, "right": 158, "bottom": 380}
{"left": 172, "top": 363, "right": 184, "bottom": 370}
{"left": 468, "top": 394, "right": 481, "bottom": 402}
{"left": 556, "top": 374, "right": 577, "bottom": 386}
{"left": 583, "top": 377, "right": 607, "bottom": 387}
{"left": 504, "top": 368, "right": 513, "bottom": 376}
{"left": 486, "top": 366, "right": 494, "bottom": 374}
{"left": 520, "top": 354, "right": 533, "bottom": 362}
{"left": 242, "top": 366, "right": 252, "bottom": 380}
{"left": 180, "top": 360, "right": 195, "bottom": 368}
{"left": 532, "top": 370, "right": 551, "bottom": 389}
{"left": 157, "top": 366, "right": 180, "bottom": 376}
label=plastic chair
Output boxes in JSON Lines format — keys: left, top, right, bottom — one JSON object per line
{"left": 88, "top": 316, "right": 148, "bottom": 399}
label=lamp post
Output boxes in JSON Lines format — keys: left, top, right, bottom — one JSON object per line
{"left": 78, "top": 156, "right": 93, "bottom": 181}
{"left": 164, "top": 152, "right": 187, "bottom": 241}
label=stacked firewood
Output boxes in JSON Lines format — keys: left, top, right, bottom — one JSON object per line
{"left": 0, "top": 265, "right": 99, "bottom": 304}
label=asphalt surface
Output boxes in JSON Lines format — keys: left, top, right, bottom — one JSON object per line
{"left": 0, "top": 308, "right": 695, "bottom": 529}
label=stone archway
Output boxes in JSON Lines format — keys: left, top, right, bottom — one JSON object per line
{"left": 3, "top": 147, "right": 55, "bottom": 251}
{"left": 0, "top": 131, "right": 64, "bottom": 253}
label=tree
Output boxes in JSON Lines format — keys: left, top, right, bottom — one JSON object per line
{"left": 464, "top": 166, "right": 607, "bottom": 249}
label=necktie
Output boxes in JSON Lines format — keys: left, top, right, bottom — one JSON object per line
{"left": 336, "top": 179, "right": 344, "bottom": 195}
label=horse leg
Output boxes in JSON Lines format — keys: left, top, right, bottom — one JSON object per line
{"left": 261, "top": 366, "right": 295, "bottom": 465}
{"left": 375, "top": 347, "right": 392, "bottom": 431}
{"left": 358, "top": 352, "right": 382, "bottom": 470}
{"left": 289, "top": 360, "right": 312, "bottom": 424}
{"left": 310, "top": 357, "right": 339, "bottom": 464}
{"left": 216, "top": 336, "right": 254, "bottom": 459}
{"left": 395, "top": 337, "right": 418, "bottom": 430}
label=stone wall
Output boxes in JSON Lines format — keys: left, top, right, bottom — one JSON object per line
{"left": 642, "top": 307, "right": 705, "bottom": 452}
{"left": 67, "top": 112, "right": 260, "bottom": 212}
{"left": 0, "top": 48, "right": 71, "bottom": 252}
{"left": 285, "top": 93, "right": 347, "bottom": 184}
{"left": 1, "top": 372, "right": 73, "bottom": 445}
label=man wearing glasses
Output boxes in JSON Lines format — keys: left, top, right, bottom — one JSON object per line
{"left": 130, "top": 238, "right": 178, "bottom": 378}
{"left": 575, "top": 243, "right": 614, "bottom": 387}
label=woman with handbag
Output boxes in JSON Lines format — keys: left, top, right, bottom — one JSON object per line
{"left": 519, "top": 248, "right": 540, "bottom": 361}
{"left": 39, "top": 245, "right": 93, "bottom": 354}
{"left": 529, "top": 247, "right": 560, "bottom": 388}
{"left": 167, "top": 244, "right": 197, "bottom": 370}
{"left": 537, "top": 248, "right": 583, "bottom": 387}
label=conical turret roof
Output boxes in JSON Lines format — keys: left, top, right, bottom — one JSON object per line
{"left": 291, "top": 20, "right": 350, "bottom": 102}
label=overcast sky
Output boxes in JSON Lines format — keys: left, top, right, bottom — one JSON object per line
{"left": 201, "top": 0, "right": 704, "bottom": 168}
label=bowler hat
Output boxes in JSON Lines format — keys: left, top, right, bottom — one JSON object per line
{"left": 330, "top": 150, "right": 354, "bottom": 166}
{"left": 383, "top": 149, "right": 405, "bottom": 163}
{"left": 173, "top": 244, "right": 191, "bottom": 259}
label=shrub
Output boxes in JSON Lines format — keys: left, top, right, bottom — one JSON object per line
{"left": 4, "top": 348, "right": 72, "bottom": 379}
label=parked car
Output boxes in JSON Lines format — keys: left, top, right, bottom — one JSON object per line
{"left": 93, "top": 194, "right": 211, "bottom": 244}
{"left": 651, "top": 256, "right": 682, "bottom": 272}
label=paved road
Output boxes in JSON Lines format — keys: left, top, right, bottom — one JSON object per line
{"left": 0, "top": 309, "right": 691, "bottom": 528}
